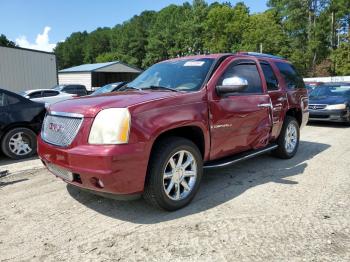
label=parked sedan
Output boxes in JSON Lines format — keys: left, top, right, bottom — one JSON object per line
{"left": 90, "top": 82, "right": 127, "bottom": 96}
{"left": 0, "top": 89, "right": 46, "bottom": 159}
{"left": 52, "top": 84, "right": 88, "bottom": 96}
{"left": 20, "top": 89, "right": 75, "bottom": 105}
{"left": 308, "top": 83, "right": 350, "bottom": 124}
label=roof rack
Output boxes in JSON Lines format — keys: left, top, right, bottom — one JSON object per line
{"left": 237, "top": 52, "right": 285, "bottom": 60}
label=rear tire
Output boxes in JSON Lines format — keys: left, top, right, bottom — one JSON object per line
{"left": 143, "top": 137, "right": 203, "bottom": 211}
{"left": 1, "top": 127, "right": 37, "bottom": 160}
{"left": 273, "top": 116, "right": 300, "bottom": 159}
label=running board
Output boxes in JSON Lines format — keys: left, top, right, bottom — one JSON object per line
{"left": 203, "top": 144, "right": 278, "bottom": 169}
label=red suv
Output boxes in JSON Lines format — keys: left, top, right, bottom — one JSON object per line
{"left": 38, "top": 53, "right": 309, "bottom": 210}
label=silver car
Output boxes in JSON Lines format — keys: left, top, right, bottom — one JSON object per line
{"left": 20, "top": 89, "right": 76, "bottom": 105}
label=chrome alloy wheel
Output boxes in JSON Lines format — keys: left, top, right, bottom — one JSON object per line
{"left": 163, "top": 150, "right": 197, "bottom": 201}
{"left": 8, "top": 132, "right": 32, "bottom": 156}
{"left": 285, "top": 123, "right": 298, "bottom": 153}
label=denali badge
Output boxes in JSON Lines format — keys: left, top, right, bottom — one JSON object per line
{"left": 48, "top": 123, "right": 64, "bottom": 132}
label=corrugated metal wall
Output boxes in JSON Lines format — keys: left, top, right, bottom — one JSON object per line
{"left": 58, "top": 73, "right": 92, "bottom": 90}
{"left": 0, "top": 46, "right": 57, "bottom": 93}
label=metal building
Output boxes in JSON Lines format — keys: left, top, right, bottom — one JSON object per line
{"left": 58, "top": 61, "right": 142, "bottom": 91}
{"left": 0, "top": 46, "right": 57, "bottom": 93}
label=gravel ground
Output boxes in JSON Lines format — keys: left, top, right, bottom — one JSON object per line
{"left": 0, "top": 123, "right": 349, "bottom": 261}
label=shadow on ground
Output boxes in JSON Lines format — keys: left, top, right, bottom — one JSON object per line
{"left": 307, "top": 121, "right": 349, "bottom": 128}
{"left": 0, "top": 155, "right": 38, "bottom": 166}
{"left": 0, "top": 178, "right": 28, "bottom": 188}
{"left": 67, "top": 140, "right": 330, "bottom": 224}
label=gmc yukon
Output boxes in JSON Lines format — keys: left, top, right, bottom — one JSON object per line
{"left": 38, "top": 53, "right": 309, "bottom": 211}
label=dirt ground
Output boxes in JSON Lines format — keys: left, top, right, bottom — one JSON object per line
{"left": 0, "top": 123, "right": 349, "bottom": 261}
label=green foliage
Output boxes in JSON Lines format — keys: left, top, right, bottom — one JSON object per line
{"left": 0, "top": 34, "right": 16, "bottom": 47}
{"left": 331, "top": 43, "right": 350, "bottom": 75}
{"left": 53, "top": 0, "right": 350, "bottom": 76}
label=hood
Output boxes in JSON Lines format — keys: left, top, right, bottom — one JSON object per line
{"left": 49, "top": 91, "right": 180, "bottom": 117}
{"left": 309, "top": 95, "right": 348, "bottom": 105}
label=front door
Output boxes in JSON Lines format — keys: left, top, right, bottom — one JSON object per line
{"left": 208, "top": 58, "right": 272, "bottom": 160}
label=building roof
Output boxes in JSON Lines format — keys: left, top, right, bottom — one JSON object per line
{"left": 59, "top": 61, "right": 141, "bottom": 73}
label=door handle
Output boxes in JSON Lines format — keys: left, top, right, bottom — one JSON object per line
{"left": 277, "top": 97, "right": 287, "bottom": 102}
{"left": 257, "top": 103, "right": 271, "bottom": 108}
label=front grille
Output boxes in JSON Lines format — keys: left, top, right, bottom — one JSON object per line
{"left": 42, "top": 112, "right": 83, "bottom": 147}
{"left": 309, "top": 104, "right": 327, "bottom": 110}
{"left": 46, "top": 162, "right": 73, "bottom": 181}
{"left": 309, "top": 114, "right": 329, "bottom": 119}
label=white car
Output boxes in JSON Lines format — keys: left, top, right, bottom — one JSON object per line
{"left": 20, "top": 89, "right": 76, "bottom": 105}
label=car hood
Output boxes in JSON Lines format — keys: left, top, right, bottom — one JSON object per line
{"left": 309, "top": 96, "right": 348, "bottom": 105}
{"left": 48, "top": 91, "right": 181, "bottom": 117}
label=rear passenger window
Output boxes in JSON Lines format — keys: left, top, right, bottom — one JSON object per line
{"left": 63, "top": 86, "right": 76, "bottom": 94}
{"left": 29, "top": 92, "right": 43, "bottom": 98}
{"left": 275, "top": 62, "right": 305, "bottom": 90}
{"left": 260, "top": 62, "right": 279, "bottom": 91}
{"left": 218, "top": 60, "right": 263, "bottom": 94}
{"left": 0, "top": 92, "right": 21, "bottom": 106}
{"left": 43, "top": 91, "right": 59, "bottom": 97}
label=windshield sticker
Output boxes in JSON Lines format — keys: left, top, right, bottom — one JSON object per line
{"left": 184, "top": 61, "right": 205, "bottom": 67}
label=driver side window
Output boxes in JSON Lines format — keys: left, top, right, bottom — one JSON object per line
{"left": 218, "top": 60, "right": 263, "bottom": 94}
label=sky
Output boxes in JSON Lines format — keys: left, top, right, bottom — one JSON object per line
{"left": 0, "top": 0, "right": 267, "bottom": 52}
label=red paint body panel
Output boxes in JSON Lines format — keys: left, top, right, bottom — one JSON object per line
{"left": 38, "top": 53, "right": 309, "bottom": 197}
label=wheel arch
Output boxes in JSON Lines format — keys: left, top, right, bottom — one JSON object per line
{"left": 285, "top": 107, "right": 302, "bottom": 126}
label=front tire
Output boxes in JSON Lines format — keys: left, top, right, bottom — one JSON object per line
{"left": 143, "top": 137, "right": 203, "bottom": 211}
{"left": 1, "top": 127, "right": 37, "bottom": 160}
{"left": 273, "top": 116, "right": 300, "bottom": 159}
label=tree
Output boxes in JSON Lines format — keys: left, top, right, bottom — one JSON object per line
{"left": 0, "top": 34, "right": 16, "bottom": 47}
{"left": 54, "top": 32, "right": 88, "bottom": 69}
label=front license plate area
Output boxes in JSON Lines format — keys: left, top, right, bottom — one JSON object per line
{"left": 46, "top": 162, "right": 74, "bottom": 182}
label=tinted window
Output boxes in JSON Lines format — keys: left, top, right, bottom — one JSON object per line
{"left": 0, "top": 91, "right": 21, "bottom": 106}
{"left": 74, "top": 86, "right": 87, "bottom": 96}
{"left": 260, "top": 62, "right": 279, "bottom": 91}
{"left": 29, "top": 92, "right": 43, "bottom": 98}
{"left": 43, "top": 90, "right": 59, "bottom": 97}
{"left": 218, "top": 60, "right": 263, "bottom": 94}
{"left": 0, "top": 92, "right": 5, "bottom": 107}
{"left": 275, "top": 62, "right": 305, "bottom": 90}
{"left": 61, "top": 86, "right": 76, "bottom": 94}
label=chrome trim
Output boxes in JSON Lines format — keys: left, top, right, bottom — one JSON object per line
{"left": 41, "top": 112, "right": 84, "bottom": 147}
{"left": 204, "top": 145, "right": 278, "bottom": 169}
{"left": 258, "top": 103, "right": 272, "bottom": 108}
{"left": 50, "top": 111, "right": 84, "bottom": 119}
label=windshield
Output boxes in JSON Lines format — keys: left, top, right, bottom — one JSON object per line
{"left": 18, "top": 91, "right": 28, "bottom": 96}
{"left": 92, "top": 83, "right": 120, "bottom": 95}
{"left": 310, "top": 85, "right": 350, "bottom": 98}
{"left": 127, "top": 58, "right": 214, "bottom": 92}
{"left": 52, "top": 85, "right": 65, "bottom": 91}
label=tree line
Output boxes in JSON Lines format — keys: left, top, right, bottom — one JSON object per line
{"left": 1, "top": 0, "right": 349, "bottom": 76}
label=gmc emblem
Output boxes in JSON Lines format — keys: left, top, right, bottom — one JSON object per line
{"left": 48, "top": 123, "right": 64, "bottom": 132}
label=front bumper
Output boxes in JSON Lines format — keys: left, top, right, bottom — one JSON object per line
{"left": 308, "top": 109, "right": 350, "bottom": 122}
{"left": 38, "top": 136, "right": 149, "bottom": 197}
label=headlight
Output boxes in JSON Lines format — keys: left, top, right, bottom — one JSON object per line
{"left": 88, "top": 108, "right": 131, "bottom": 144}
{"left": 325, "top": 104, "right": 347, "bottom": 110}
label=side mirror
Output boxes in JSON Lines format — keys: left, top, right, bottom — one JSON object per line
{"left": 216, "top": 76, "right": 248, "bottom": 95}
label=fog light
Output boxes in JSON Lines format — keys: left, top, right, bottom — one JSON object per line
{"left": 90, "top": 177, "right": 104, "bottom": 188}
{"left": 97, "top": 179, "right": 104, "bottom": 188}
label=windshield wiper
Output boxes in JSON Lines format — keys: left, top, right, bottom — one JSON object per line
{"left": 144, "top": 85, "right": 179, "bottom": 92}
{"left": 119, "top": 85, "right": 142, "bottom": 91}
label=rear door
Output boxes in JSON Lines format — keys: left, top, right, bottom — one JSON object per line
{"left": 259, "top": 60, "right": 288, "bottom": 139}
{"left": 208, "top": 57, "right": 273, "bottom": 160}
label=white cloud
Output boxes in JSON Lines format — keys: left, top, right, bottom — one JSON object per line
{"left": 16, "top": 26, "right": 56, "bottom": 52}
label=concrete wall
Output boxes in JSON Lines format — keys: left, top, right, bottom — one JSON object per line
{"left": 58, "top": 72, "right": 92, "bottom": 90}
{"left": 0, "top": 46, "right": 57, "bottom": 93}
